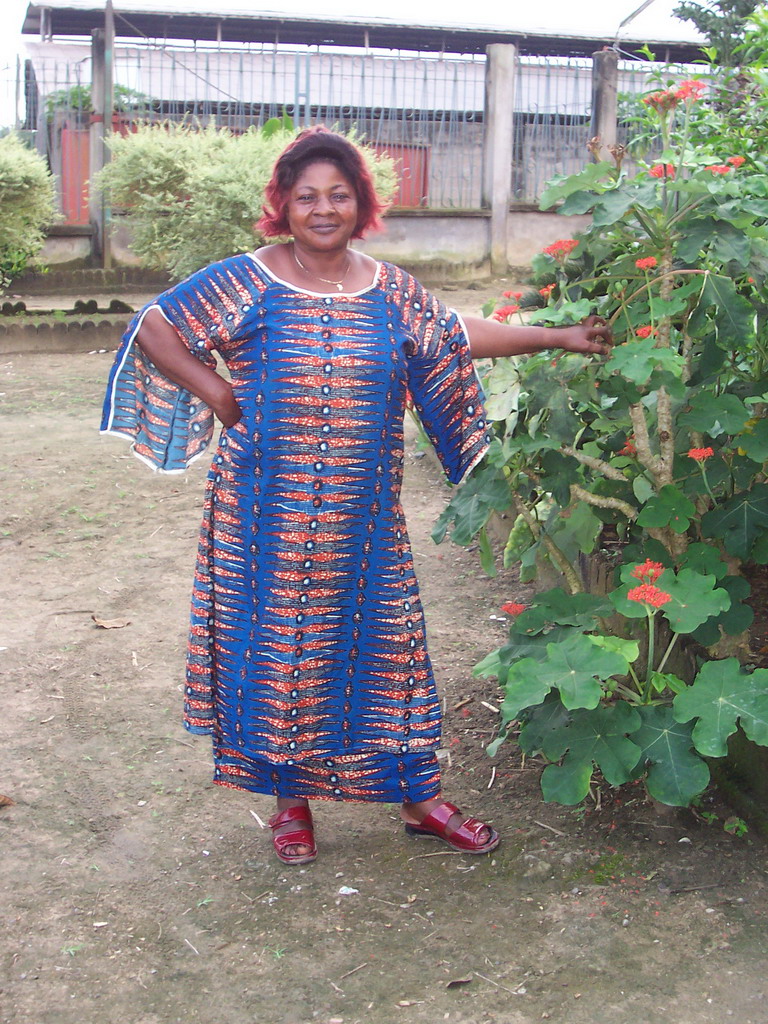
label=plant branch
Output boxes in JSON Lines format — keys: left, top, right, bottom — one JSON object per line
{"left": 508, "top": 488, "right": 584, "bottom": 594}
{"left": 629, "top": 402, "right": 662, "bottom": 479}
{"left": 569, "top": 483, "right": 637, "bottom": 521}
{"left": 561, "top": 446, "right": 628, "bottom": 482}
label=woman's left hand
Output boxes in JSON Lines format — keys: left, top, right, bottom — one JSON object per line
{"left": 553, "top": 315, "right": 612, "bottom": 356}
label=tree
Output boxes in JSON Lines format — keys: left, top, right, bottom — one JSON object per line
{"left": 673, "top": 0, "right": 762, "bottom": 65}
{"left": 0, "top": 134, "right": 56, "bottom": 291}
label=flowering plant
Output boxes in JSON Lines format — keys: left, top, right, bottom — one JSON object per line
{"left": 433, "top": 58, "right": 768, "bottom": 807}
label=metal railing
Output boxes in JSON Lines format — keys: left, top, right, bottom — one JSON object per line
{"left": 4, "top": 40, "right": 694, "bottom": 223}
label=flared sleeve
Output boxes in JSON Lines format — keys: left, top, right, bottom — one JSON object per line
{"left": 100, "top": 254, "right": 260, "bottom": 473}
{"left": 389, "top": 266, "right": 491, "bottom": 484}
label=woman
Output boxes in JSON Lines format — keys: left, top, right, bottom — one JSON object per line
{"left": 102, "top": 127, "right": 610, "bottom": 865}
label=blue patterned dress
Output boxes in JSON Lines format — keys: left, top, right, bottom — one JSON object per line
{"left": 102, "top": 255, "right": 489, "bottom": 802}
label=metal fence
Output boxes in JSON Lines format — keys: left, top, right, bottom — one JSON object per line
{"left": 6, "top": 39, "right": 683, "bottom": 224}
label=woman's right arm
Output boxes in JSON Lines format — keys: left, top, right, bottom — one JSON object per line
{"left": 136, "top": 308, "right": 242, "bottom": 427}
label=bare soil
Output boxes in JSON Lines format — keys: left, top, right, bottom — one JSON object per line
{"left": 2, "top": 284, "right": 768, "bottom": 1024}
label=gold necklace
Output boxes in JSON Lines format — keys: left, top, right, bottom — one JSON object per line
{"left": 293, "top": 246, "right": 350, "bottom": 292}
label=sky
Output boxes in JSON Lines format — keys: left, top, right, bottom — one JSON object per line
{"left": 0, "top": 0, "right": 705, "bottom": 126}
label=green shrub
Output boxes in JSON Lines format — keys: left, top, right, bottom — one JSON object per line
{"left": 97, "top": 120, "right": 398, "bottom": 280}
{"left": 0, "top": 134, "right": 57, "bottom": 290}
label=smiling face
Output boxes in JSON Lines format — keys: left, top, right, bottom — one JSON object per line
{"left": 286, "top": 160, "right": 359, "bottom": 255}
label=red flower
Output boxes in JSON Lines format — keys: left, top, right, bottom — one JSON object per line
{"left": 704, "top": 164, "right": 731, "bottom": 175}
{"left": 727, "top": 155, "right": 745, "bottom": 167}
{"left": 642, "top": 90, "right": 679, "bottom": 113}
{"left": 675, "top": 79, "right": 706, "bottom": 101}
{"left": 543, "top": 238, "right": 579, "bottom": 260}
{"left": 539, "top": 283, "right": 556, "bottom": 299}
{"left": 631, "top": 560, "right": 665, "bottom": 583}
{"left": 649, "top": 163, "right": 675, "bottom": 179}
{"left": 619, "top": 440, "right": 637, "bottom": 457}
{"left": 502, "top": 290, "right": 525, "bottom": 299}
{"left": 635, "top": 256, "right": 658, "bottom": 270}
{"left": 491, "top": 303, "right": 520, "bottom": 321}
{"left": 635, "top": 325, "right": 655, "bottom": 338}
{"left": 688, "top": 446, "right": 714, "bottom": 461}
{"left": 748, "top": 277, "right": 755, "bottom": 284}
{"left": 501, "top": 601, "right": 527, "bottom": 617}
{"left": 627, "top": 584, "right": 672, "bottom": 609}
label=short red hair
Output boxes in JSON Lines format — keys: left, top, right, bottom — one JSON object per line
{"left": 258, "top": 126, "right": 387, "bottom": 239}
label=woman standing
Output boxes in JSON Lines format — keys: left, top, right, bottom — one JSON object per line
{"left": 102, "top": 127, "right": 610, "bottom": 865}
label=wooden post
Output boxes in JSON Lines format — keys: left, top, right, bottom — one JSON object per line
{"left": 483, "top": 43, "right": 516, "bottom": 276}
{"left": 89, "top": 0, "right": 114, "bottom": 267}
{"left": 590, "top": 48, "right": 619, "bottom": 162}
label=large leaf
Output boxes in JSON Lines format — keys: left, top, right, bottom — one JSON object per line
{"left": 689, "top": 274, "right": 756, "bottom": 350}
{"left": 707, "top": 221, "right": 752, "bottom": 268}
{"left": 676, "top": 218, "right": 717, "bottom": 262}
{"left": 678, "top": 392, "right": 750, "bottom": 435}
{"left": 637, "top": 485, "right": 696, "bottom": 534}
{"left": 631, "top": 706, "right": 710, "bottom": 806}
{"left": 702, "top": 484, "right": 768, "bottom": 559}
{"left": 656, "top": 568, "right": 731, "bottom": 634}
{"left": 690, "top": 575, "right": 754, "bottom": 646}
{"left": 681, "top": 542, "right": 728, "bottom": 579}
{"left": 526, "top": 633, "right": 629, "bottom": 710}
{"left": 739, "top": 418, "right": 768, "bottom": 463}
{"left": 512, "top": 589, "right": 611, "bottom": 634}
{"left": 499, "top": 657, "right": 558, "bottom": 722}
{"left": 540, "top": 703, "right": 642, "bottom": 804}
{"left": 517, "top": 693, "right": 573, "bottom": 755}
{"left": 591, "top": 181, "right": 658, "bottom": 228}
{"left": 673, "top": 657, "right": 768, "bottom": 757}
{"left": 605, "top": 337, "right": 684, "bottom": 385}
{"left": 539, "top": 162, "right": 613, "bottom": 209}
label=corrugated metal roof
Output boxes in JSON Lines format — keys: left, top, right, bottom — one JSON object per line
{"left": 22, "top": 1, "right": 704, "bottom": 61}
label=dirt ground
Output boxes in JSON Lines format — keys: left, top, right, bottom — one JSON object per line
{"left": 2, "top": 283, "right": 768, "bottom": 1024}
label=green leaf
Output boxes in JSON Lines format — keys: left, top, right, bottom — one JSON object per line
{"left": 540, "top": 703, "right": 642, "bottom": 804}
{"left": 675, "top": 218, "right": 717, "bottom": 262}
{"left": 527, "top": 633, "right": 629, "bottom": 711}
{"left": 588, "top": 634, "right": 640, "bottom": 664}
{"left": 631, "top": 706, "right": 710, "bottom": 806}
{"left": 674, "top": 658, "right": 768, "bottom": 757}
{"left": 739, "top": 418, "right": 768, "bottom": 463}
{"left": 678, "top": 393, "right": 750, "bottom": 435}
{"left": 539, "top": 162, "right": 613, "bottom": 209}
{"left": 681, "top": 542, "right": 728, "bottom": 579}
{"left": 690, "top": 274, "right": 756, "bottom": 350}
{"left": 650, "top": 671, "right": 687, "bottom": 695}
{"left": 657, "top": 568, "right": 731, "bottom": 634}
{"left": 708, "top": 222, "right": 751, "bottom": 268}
{"left": 500, "top": 657, "right": 557, "bottom": 721}
{"left": 591, "top": 181, "right": 658, "bottom": 228}
{"left": 478, "top": 525, "right": 497, "bottom": 577}
{"left": 637, "top": 485, "right": 696, "bottom": 534}
{"left": 518, "top": 694, "right": 573, "bottom": 755}
{"left": 513, "top": 588, "right": 612, "bottom": 634}
{"left": 605, "top": 338, "right": 684, "bottom": 384}
{"left": 702, "top": 484, "right": 768, "bottom": 559}
{"left": 691, "top": 575, "right": 754, "bottom": 646}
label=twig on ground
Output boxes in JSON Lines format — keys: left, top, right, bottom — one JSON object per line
{"left": 533, "top": 820, "right": 566, "bottom": 837}
{"left": 339, "top": 962, "right": 368, "bottom": 980}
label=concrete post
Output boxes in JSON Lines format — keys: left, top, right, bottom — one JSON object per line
{"left": 483, "top": 43, "right": 516, "bottom": 276}
{"left": 89, "top": 1, "right": 114, "bottom": 267}
{"left": 590, "top": 49, "right": 619, "bottom": 162}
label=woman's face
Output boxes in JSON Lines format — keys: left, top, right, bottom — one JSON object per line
{"left": 286, "top": 160, "right": 359, "bottom": 254}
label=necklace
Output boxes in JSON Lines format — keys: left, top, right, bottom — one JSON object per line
{"left": 293, "top": 246, "right": 350, "bottom": 292}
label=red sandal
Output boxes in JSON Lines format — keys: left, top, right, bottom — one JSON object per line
{"left": 268, "top": 805, "right": 317, "bottom": 865}
{"left": 404, "top": 801, "right": 500, "bottom": 855}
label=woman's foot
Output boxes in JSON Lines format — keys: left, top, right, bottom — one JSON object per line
{"left": 268, "top": 798, "right": 317, "bottom": 865}
{"left": 401, "top": 797, "right": 500, "bottom": 855}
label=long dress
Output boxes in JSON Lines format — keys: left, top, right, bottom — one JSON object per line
{"left": 102, "top": 255, "right": 490, "bottom": 803}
